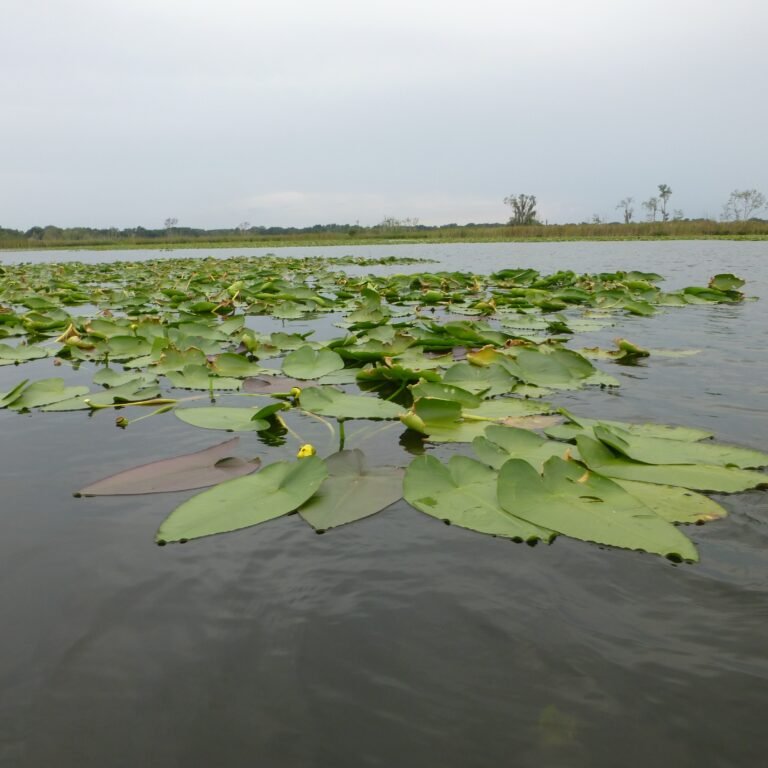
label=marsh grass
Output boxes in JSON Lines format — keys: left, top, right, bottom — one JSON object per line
{"left": 2, "top": 219, "right": 767, "bottom": 251}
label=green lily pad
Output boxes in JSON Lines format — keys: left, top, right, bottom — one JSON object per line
{"left": 156, "top": 455, "right": 328, "bottom": 543}
{"left": 576, "top": 435, "right": 768, "bottom": 493}
{"left": 282, "top": 345, "right": 345, "bottom": 379}
{"left": 165, "top": 365, "right": 242, "bottom": 391}
{"left": 612, "top": 479, "right": 728, "bottom": 525}
{"left": 299, "top": 386, "right": 403, "bottom": 420}
{"left": 0, "top": 343, "right": 51, "bottom": 365}
{"left": 593, "top": 424, "right": 768, "bottom": 469}
{"left": 299, "top": 450, "right": 404, "bottom": 531}
{"left": 6, "top": 378, "right": 90, "bottom": 410}
{"left": 403, "top": 454, "right": 553, "bottom": 542}
{"left": 473, "top": 425, "right": 576, "bottom": 470}
{"left": 175, "top": 406, "right": 275, "bottom": 431}
{"left": 497, "top": 457, "right": 698, "bottom": 561}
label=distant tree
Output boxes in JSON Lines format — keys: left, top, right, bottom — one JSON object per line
{"left": 721, "top": 189, "right": 767, "bottom": 221}
{"left": 672, "top": 209, "right": 684, "bottom": 221}
{"left": 616, "top": 197, "right": 634, "bottom": 224}
{"left": 591, "top": 214, "right": 604, "bottom": 225}
{"left": 164, "top": 217, "right": 178, "bottom": 231}
{"left": 642, "top": 197, "right": 659, "bottom": 222}
{"left": 504, "top": 193, "right": 538, "bottom": 225}
{"left": 657, "top": 184, "right": 672, "bottom": 222}
{"left": 238, "top": 221, "right": 251, "bottom": 234}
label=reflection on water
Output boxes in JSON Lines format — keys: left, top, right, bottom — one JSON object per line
{"left": 1, "top": 240, "right": 768, "bottom": 767}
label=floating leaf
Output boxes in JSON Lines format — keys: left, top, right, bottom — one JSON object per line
{"left": 593, "top": 424, "right": 768, "bottom": 469}
{"left": 76, "top": 438, "right": 261, "bottom": 496}
{"left": 545, "top": 414, "right": 713, "bottom": 443}
{"left": 0, "top": 343, "right": 50, "bottom": 365}
{"left": 404, "top": 454, "right": 553, "bottom": 542}
{"left": 6, "top": 378, "right": 89, "bottom": 410}
{"left": 282, "top": 345, "right": 345, "bottom": 379}
{"left": 165, "top": 364, "right": 242, "bottom": 391}
{"left": 175, "top": 406, "right": 271, "bottom": 431}
{"left": 299, "top": 450, "right": 404, "bottom": 531}
{"left": 473, "top": 425, "right": 576, "bottom": 470}
{"left": 613, "top": 479, "right": 728, "bottom": 525}
{"left": 299, "top": 386, "right": 403, "bottom": 420}
{"left": 156, "top": 455, "right": 327, "bottom": 542}
{"left": 497, "top": 457, "right": 698, "bottom": 561}
{"left": 576, "top": 435, "right": 768, "bottom": 493}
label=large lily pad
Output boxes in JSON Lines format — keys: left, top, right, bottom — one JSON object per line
{"left": 576, "top": 435, "right": 768, "bottom": 493}
{"left": 497, "top": 457, "right": 698, "bottom": 560}
{"left": 282, "top": 345, "right": 345, "bottom": 379}
{"left": 404, "top": 454, "right": 553, "bottom": 542}
{"left": 175, "top": 405, "right": 277, "bottom": 431}
{"left": 6, "top": 378, "right": 89, "bottom": 410}
{"left": 76, "top": 438, "right": 261, "bottom": 496}
{"left": 299, "top": 450, "right": 404, "bottom": 531}
{"left": 156, "top": 455, "right": 328, "bottom": 543}
{"left": 593, "top": 424, "right": 768, "bottom": 469}
{"left": 473, "top": 425, "right": 576, "bottom": 470}
{"left": 613, "top": 479, "right": 728, "bottom": 525}
{"left": 298, "top": 386, "right": 403, "bottom": 420}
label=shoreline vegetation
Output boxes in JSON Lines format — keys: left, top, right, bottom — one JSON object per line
{"left": 2, "top": 219, "right": 768, "bottom": 252}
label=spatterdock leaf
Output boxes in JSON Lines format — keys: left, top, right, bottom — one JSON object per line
{"left": 76, "top": 438, "right": 261, "bottom": 496}
{"left": 403, "top": 454, "right": 553, "bottom": 543}
{"left": 576, "top": 435, "right": 768, "bottom": 493}
{"left": 497, "top": 457, "right": 698, "bottom": 561}
{"left": 282, "top": 345, "right": 344, "bottom": 379}
{"left": 156, "top": 455, "right": 328, "bottom": 543}
{"left": 299, "top": 386, "right": 403, "bottom": 420}
{"left": 299, "top": 450, "right": 404, "bottom": 531}
{"left": 175, "top": 406, "right": 271, "bottom": 431}
{"left": 593, "top": 424, "right": 768, "bottom": 469}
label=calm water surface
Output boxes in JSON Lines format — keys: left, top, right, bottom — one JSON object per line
{"left": 1, "top": 241, "right": 767, "bottom": 768}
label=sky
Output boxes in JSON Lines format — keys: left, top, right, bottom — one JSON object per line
{"left": 1, "top": 0, "right": 767, "bottom": 229}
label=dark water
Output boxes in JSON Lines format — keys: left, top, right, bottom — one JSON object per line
{"left": 1, "top": 241, "right": 767, "bottom": 768}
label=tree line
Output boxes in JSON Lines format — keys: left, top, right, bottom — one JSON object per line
{"left": 504, "top": 188, "right": 768, "bottom": 226}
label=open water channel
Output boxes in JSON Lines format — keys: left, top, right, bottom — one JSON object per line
{"left": 1, "top": 240, "right": 767, "bottom": 767}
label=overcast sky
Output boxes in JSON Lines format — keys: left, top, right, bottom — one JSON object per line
{"left": 1, "top": 0, "right": 766, "bottom": 229}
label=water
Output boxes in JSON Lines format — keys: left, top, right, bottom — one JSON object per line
{"left": 1, "top": 241, "right": 767, "bottom": 767}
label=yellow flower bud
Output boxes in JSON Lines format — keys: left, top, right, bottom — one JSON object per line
{"left": 289, "top": 387, "right": 302, "bottom": 398}
{"left": 297, "top": 444, "right": 316, "bottom": 458}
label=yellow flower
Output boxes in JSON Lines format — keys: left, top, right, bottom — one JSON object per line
{"left": 289, "top": 387, "right": 302, "bottom": 398}
{"left": 297, "top": 443, "right": 316, "bottom": 458}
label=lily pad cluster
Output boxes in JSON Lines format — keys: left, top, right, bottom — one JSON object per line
{"left": 0, "top": 253, "right": 763, "bottom": 562}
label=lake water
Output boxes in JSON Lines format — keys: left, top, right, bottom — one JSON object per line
{"left": 1, "top": 240, "right": 767, "bottom": 768}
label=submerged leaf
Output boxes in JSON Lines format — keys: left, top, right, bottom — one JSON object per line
{"left": 76, "top": 438, "right": 261, "bottom": 495}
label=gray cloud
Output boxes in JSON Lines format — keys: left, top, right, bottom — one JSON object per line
{"left": 1, "top": 0, "right": 766, "bottom": 228}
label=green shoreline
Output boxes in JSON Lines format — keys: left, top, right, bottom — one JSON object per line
{"left": 3, "top": 232, "right": 768, "bottom": 253}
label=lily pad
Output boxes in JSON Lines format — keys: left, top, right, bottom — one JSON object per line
{"left": 299, "top": 450, "right": 404, "bottom": 531}
{"left": 282, "top": 345, "right": 345, "bottom": 379}
{"left": 298, "top": 386, "right": 403, "bottom": 420}
{"left": 497, "top": 457, "right": 698, "bottom": 561}
{"left": 175, "top": 405, "right": 278, "bottom": 431}
{"left": 576, "top": 435, "right": 768, "bottom": 493}
{"left": 593, "top": 424, "right": 768, "bottom": 469}
{"left": 156, "top": 455, "right": 328, "bottom": 542}
{"left": 404, "top": 454, "right": 553, "bottom": 542}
